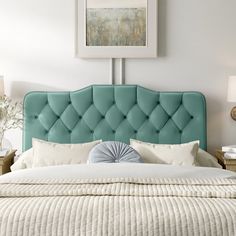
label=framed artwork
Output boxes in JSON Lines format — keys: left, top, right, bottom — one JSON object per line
{"left": 75, "top": 0, "right": 158, "bottom": 58}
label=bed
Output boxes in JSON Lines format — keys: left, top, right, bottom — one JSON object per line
{"left": 0, "top": 85, "right": 236, "bottom": 236}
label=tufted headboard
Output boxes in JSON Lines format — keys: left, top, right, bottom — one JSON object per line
{"left": 23, "top": 85, "right": 207, "bottom": 151}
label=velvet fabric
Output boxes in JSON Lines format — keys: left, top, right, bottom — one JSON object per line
{"left": 23, "top": 85, "right": 207, "bottom": 151}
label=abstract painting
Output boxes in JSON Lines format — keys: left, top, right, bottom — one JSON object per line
{"left": 76, "top": 0, "right": 157, "bottom": 58}
{"left": 86, "top": 0, "right": 147, "bottom": 46}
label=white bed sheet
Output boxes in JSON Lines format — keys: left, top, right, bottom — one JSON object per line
{"left": 1, "top": 163, "right": 236, "bottom": 181}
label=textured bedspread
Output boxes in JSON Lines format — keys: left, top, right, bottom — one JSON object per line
{"left": 0, "top": 177, "right": 236, "bottom": 236}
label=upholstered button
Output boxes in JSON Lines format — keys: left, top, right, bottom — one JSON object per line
{"left": 112, "top": 130, "right": 116, "bottom": 133}
{"left": 34, "top": 115, "right": 38, "bottom": 119}
{"left": 191, "top": 116, "right": 194, "bottom": 119}
{"left": 146, "top": 115, "right": 149, "bottom": 119}
{"left": 101, "top": 115, "right": 105, "bottom": 119}
{"left": 68, "top": 130, "right": 72, "bottom": 134}
{"left": 91, "top": 130, "right": 94, "bottom": 134}
{"left": 45, "top": 130, "right": 49, "bottom": 134}
{"left": 68, "top": 101, "right": 71, "bottom": 104}
{"left": 157, "top": 101, "right": 160, "bottom": 104}
{"left": 124, "top": 115, "right": 127, "bottom": 119}
{"left": 179, "top": 130, "right": 182, "bottom": 134}
{"left": 156, "top": 130, "right": 160, "bottom": 133}
{"left": 57, "top": 116, "right": 60, "bottom": 119}
{"left": 79, "top": 115, "right": 82, "bottom": 119}
{"left": 134, "top": 130, "right": 137, "bottom": 133}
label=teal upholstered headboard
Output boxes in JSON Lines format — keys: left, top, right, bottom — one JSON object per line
{"left": 23, "top": 85, "right": 207, "bottom": 151}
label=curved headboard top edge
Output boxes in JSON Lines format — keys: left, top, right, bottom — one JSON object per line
{"left": 23, "top": 84, "right": 207, "bottom": 151}
{"left": 23, "top": 84, "right": 207, "bottom": 97}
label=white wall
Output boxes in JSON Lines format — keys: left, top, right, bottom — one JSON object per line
{"left": 0, "top": 0, "right": 236, "bottom": 154}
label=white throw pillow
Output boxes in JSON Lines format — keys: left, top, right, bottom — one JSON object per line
{"left": 196, "top": 148, "right": 222, "bottom": 168}
{"left": 130, "top": 139, "right": 199, "bottom": 166}
{"left": 10, "top": 148, "right": 34, "bottom": 171}
{"left": 32, "top": 139, "right": 102, "bottom": 168}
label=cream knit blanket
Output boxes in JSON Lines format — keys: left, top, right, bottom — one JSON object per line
{"left": 0, "top": 177, "right": 236, "bottom": 236}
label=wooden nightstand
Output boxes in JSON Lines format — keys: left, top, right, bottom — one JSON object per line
{"left": 215, "top": 150, "right": 236, "bottom": 172}
{"left": 0, "top": 150, "right": 16, "bottom": 175}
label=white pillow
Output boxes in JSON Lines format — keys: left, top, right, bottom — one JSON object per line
{"left": 130, "top": 139, "right": 199, "bottom": 166}
{"left": 196, "top": 148, "right": 222, "bottom": 168}
{"left": 32, "top": 139, "right": 102, "bottom": 168}
{"left": 10, "top": 148, "right": 34, "bottom": 171}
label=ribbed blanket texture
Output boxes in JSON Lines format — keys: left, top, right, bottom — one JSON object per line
{"left": 0, "top": 177, "right": 235, "bottom": 236}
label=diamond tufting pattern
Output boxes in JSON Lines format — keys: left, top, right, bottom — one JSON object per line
{"left": 23, "top": 85, "right": 207, "bottom": 151}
